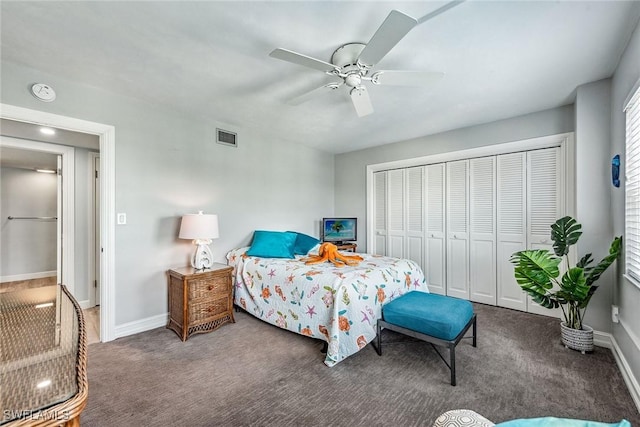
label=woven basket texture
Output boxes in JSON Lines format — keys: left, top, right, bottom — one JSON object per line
{"left": 560, "top": 322, "right": 594, "bottom": 353}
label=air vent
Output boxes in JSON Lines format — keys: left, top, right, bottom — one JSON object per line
{"left": 216, "top": 128, "right": 237, "bottom": 147}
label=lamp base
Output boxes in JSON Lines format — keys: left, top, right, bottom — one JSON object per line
{"left": 191, "top": 241, "right": 213, "bottom": 270}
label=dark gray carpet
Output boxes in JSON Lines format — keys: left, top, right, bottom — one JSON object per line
{"left": 83, "top": 304, "right": 639, "bottom": 426}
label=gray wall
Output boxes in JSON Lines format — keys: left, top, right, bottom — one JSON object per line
{"left": 0, "top": 61, "right": 334, "bottom": 325}
{"left": 335, "top": 105, "right": 575, "bottom": 250}
{"left": 574, "top": 79, "right": 614, "bottom": 333}
{"left": 0, "top": 167, "right": 57, "bottom": 277}
{"left": 611, "top": 18, "right": 640, "bottom": 391}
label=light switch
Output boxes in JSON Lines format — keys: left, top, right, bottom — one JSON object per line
{"left": 117, "top": 213, "right": 127, "bottom": 225}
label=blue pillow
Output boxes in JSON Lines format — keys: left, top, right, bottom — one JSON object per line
{"left": 497, "top": 418, "right": 630, "bottom": 427}
{"left": 287, "top": 231, "right": 321, "bottom": 255}
{"left": 246, "top": 231, "right": 297, "bottom": 258}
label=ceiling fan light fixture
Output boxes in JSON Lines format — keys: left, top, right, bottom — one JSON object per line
{"left": 345, "top": 73, "right": 362, "bottom": 88}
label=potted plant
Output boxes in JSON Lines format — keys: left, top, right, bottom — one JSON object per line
{"left": 510, "top": 216, "right": 622, "bottom": 353}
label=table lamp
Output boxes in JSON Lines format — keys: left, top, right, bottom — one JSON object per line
{"left": 179, "top": 211, "right": 219, "bottom": 270}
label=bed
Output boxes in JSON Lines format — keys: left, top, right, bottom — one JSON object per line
{"left": 226, "top": 245, "right": 429, "bottom": 366}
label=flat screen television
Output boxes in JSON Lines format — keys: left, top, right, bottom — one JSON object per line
{"left": 322, "top": 217, "right": 357, "bottom": 244}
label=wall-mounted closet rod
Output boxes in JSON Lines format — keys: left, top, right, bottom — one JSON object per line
{"left": 7, "top": 216, "right": 58, "bottom": 220}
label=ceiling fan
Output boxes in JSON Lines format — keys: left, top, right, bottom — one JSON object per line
{"left": 269, "top": 3, "right": 463, "bottom": 117}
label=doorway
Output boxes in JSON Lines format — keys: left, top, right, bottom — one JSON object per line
{"left": 0, "top": 136, "right": 102, "bottom": 344}
{"left": 0, "top": 103, "right": 116, "bottom": 342}
{"left": 90, "top": 152, "right": 100, "bottom": 307}
{"left": 0, "top": 137, "right": 75, "bottom": 294}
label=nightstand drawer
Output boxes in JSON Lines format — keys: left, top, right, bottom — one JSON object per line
{"left": 189, "top": 296, "right": 230, "bottom": 323}
{"left": 188, "top": 276, "right": 230, "bottom": 300}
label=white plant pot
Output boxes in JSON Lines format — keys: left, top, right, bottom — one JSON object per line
{"left": 560, "top": 322, "right": 594, "bottom": 354}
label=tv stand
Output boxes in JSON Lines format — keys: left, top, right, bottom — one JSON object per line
{"left": 333, "top": 242, "right": 357, "bottom": 253}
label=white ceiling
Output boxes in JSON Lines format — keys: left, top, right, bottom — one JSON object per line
{"left": 2, "top": 1, "right": 640, "bottom": 154}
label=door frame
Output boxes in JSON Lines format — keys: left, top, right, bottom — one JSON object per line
{"left": 1, "top": 103, "right": 116, "bottom": 342}
{"left": 0, "top": 136, "right": 75, "bottom": 291}
{"left": 88, "top": 151, "right": 100, "bottom": 308}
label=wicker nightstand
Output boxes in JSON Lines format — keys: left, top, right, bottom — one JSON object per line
{"left": 167, "top": 263, "right": 234, "bottom": 341}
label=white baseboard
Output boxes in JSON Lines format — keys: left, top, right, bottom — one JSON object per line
{"left": 78, "top": 299, "right": 92, "bottom": 310}
{"left": 594, "top": 329, "right": 640, "bottom": 412}
{"left": 0, "top": 270, "right": 56, "bottom": 283}
{"left": 594, "top": 330, "right": 612, "bottom": 349}
{"left": 114, "top": 312, "right": 168, "bottom": 339}
{"left": 620, "top": 318, "right": 640, "bottom": 356}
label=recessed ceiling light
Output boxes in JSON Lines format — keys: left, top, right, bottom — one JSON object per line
{"left": 40, "top": 127, "right": 56, "bottom": 135}
{"left": 36, "top": 169, "right": 56, "bottom": 174}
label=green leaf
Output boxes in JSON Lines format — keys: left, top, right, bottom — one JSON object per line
{"left": 559, "top": 267, "right": 588, "bottom": 302}
{"left": 510, "top": 250, "right": 560, "bottom": 301}
{"left": 581, "top": 236, "right": 623, "bottom": 308}
{"left": 576, "top": 253, "right": 593, "bottom": 269}
{"left": 551, "top": 216, "right": 582, "bottom": 257}
{"left": 531, "top": 293, "right": 560, "bottom": 309}
{"left": 584, "top": 236, "right": 622, "bottom": 287}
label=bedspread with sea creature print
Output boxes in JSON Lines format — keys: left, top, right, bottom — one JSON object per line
{"left": 226, "top": 247, "right": 429, "bottom": 367}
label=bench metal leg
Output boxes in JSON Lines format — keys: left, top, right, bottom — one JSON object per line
{"left": 450, "top": 343, "right": 456, "bottom": 386}
{"left": 377, "top": 314, "right": 476, "bottom": 386}
{"left": 472, "top": 315, "right": 477, "bottom": 347}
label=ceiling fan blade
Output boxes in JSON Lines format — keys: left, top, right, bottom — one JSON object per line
{"left": 357, "top": 10, "right": 418, "bottom": 67}
{"left": 269, "top": 48, "right": 337, "bottom": 72}
{"left": 350, "top": 86, "right": 374, "bottom": 117}
{"left": 417, "top": 0, "right": 466, "bottom": 24}
{"left": 372, "top": 71, "right": 444, "bottom": 87}
{"left": 288, "top": 82, "right": 343, "bottom": 106}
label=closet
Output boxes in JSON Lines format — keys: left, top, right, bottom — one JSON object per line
{"left": 371, "top": 144, "right": 564, "bottom": 315}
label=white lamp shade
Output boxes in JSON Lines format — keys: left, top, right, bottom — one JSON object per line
{"left": 179, "top": 212, "right": 219, "bottom": 240}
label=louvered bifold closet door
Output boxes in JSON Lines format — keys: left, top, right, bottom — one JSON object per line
{"left": 425, "top": 163, "right": 446, "bottom": 295}
{"left": 406, "top": 167, "right": 425, "bottom": 271}
{"left": 527, "top": 147, "right": 563, "bottom": 316}
{"left": 469, "top": 157, "right": 497, "bottom": 304}
{"left": 387, "top": 169, "right": 405, "bottom": 259}
{"left": 496, "top": 152, "right": 527, "bottom": 311}
{"left": 446, "top": 160, "right": 470, "bottom": 299}
{"left": 373, "top": 171, "right": 387, "bottom": 256}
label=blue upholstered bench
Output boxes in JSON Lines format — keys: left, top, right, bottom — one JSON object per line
{"left": 374, "top": 291, "right": 476, "bottom": 386}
